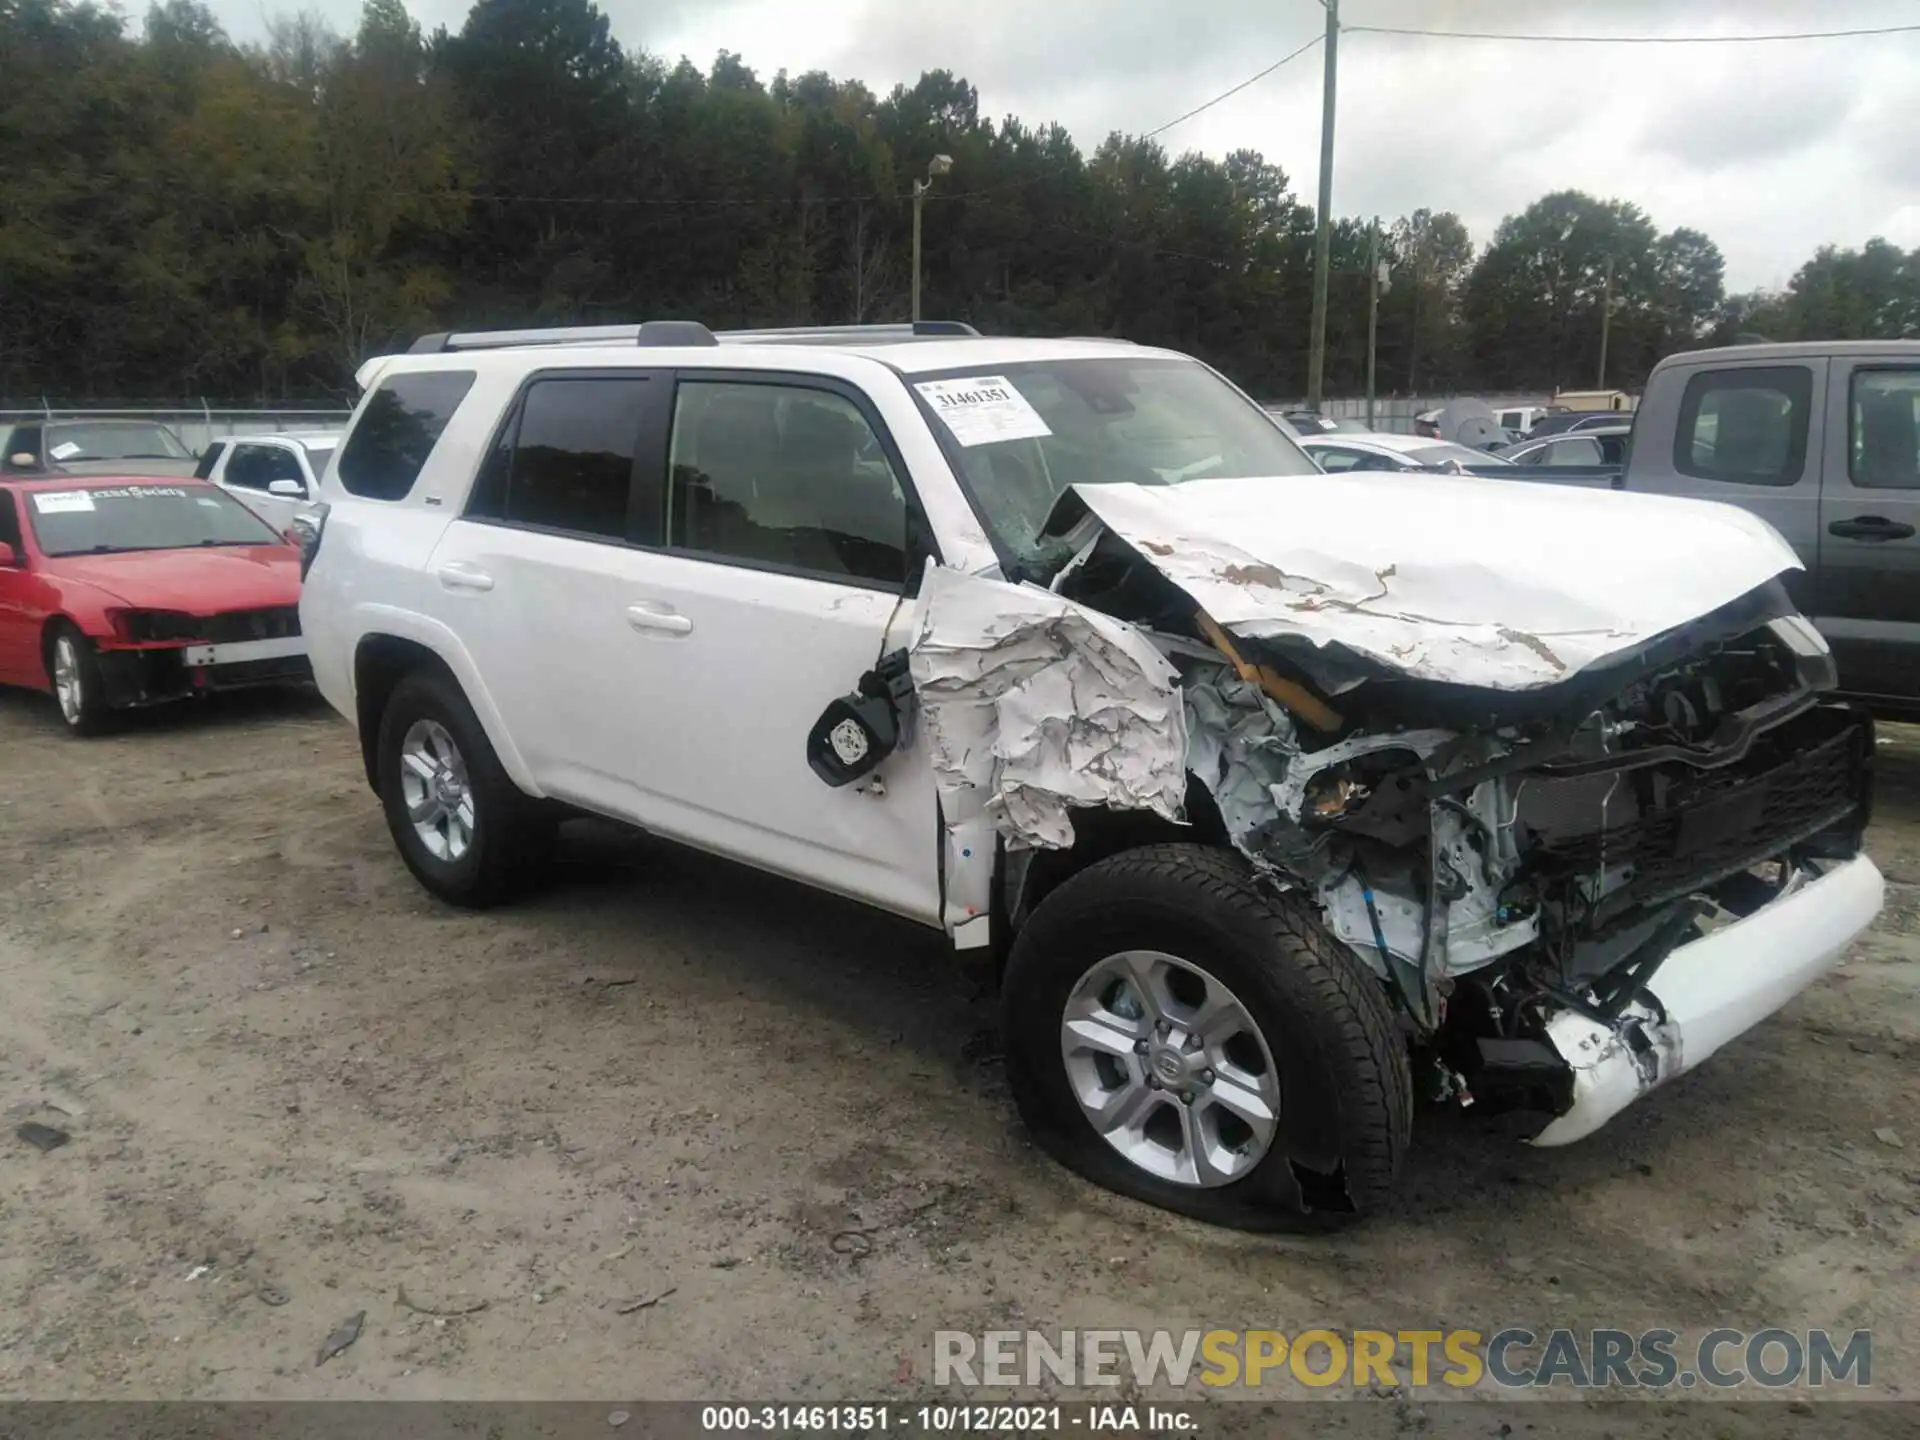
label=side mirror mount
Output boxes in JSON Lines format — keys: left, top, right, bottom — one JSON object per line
{"left": 268, "top": 479, "right": 305, "bottom": 498}
{"left": 0, "top": 541, "right": 16, "bottom": 567}
{"left": 806, "top": 649, "right": 914, "bottom": 788}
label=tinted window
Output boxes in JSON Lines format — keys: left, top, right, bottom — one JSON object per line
{"left": 192, "top": 441, "right": 224, "bottom": 481}
{"left": 225, "top": 443, "right": 305, "bottom": 493}
{"left": 0, "top": 490, "right": 20, "bottom": 551}
{"left": 667, "top": 381, "right": 908, "bottom": 588}
{"left": 490, "top": 377, "right": 649, "bottom": 540}
{"left": 1543, "top": 436, "right": 1603, "bottom": 466}
{"left": 337, "top": 371, "right": 475, "bottom": 500}
{"left": 1674, "top": 366, "right": 1811, "bottom": 487}
{"left": 1851, "top": 370, "right": 1920, "bottom": 490}
{"left": 25, "top": 484, "right": 281, "bottom": 556}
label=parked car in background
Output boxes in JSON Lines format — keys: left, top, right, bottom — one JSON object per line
{"left": 1496, "top": 404, "right": 1562, "bottom": 437}
{"left": 1490, "top": 341, "right": 1920, "bottom": 719}
{"left": 1498, "top": 423, "right": 1631, "bottom": 467}
{"left": 0, "top": 419, "right": 198, "bottom": 477}
{"left": 0, "top": 475, "right": 309, "bottom": 733}
{"left": 1273, "top": 408, "right": 1369, "bottom": 435}
{"left": 1550, "top": 388, "right": 1637, "bottom": 415}
{"left": 196, "top": 430, "right": 341, "bottom": 531}
{"left": 1300, "top": 432, "right": 1515, "bottom": 474}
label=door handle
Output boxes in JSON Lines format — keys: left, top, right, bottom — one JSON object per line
{"left": 435, "top": 562, "right": 495, "bottom": 591}
{"left": 625, "top": 602, "right": 693, "bottom": 636}
{"left": 1828, "top": 516, "right": 1916, "bottom": 541}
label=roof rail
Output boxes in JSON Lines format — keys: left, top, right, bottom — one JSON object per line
{"left": 406, "top": 319, "right": 980, "bottom": 355}
{"left": 409, "top": 321, "right": 720, "bottom": 353}
{"left": 718, "top": 321, "right": 981, "bottom": 344}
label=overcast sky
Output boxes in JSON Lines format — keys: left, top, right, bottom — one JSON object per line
{"left": 209, "top": 0, "right": 1920, "bottom": 291}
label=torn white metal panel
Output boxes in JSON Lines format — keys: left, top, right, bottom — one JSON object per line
{"left": 1073, "top": 474, "right": 1802, "bottom": 690}
{"left": 909, "top": 564, "right": 1188, "bottom": 853}
{"left": 1182, "top": 673, "right": 1300, "bottom": 857}
{"left": 1531, "top": 853, "right": 1882, "bottom": 1145}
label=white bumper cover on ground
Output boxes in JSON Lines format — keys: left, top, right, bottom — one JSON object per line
{"left": 1531, "top": 854, "right": 1884, "bottom": 1146}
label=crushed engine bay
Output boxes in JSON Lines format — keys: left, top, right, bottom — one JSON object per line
{"left": 904, "top": 482, "right": 1875, "bottom": 1131}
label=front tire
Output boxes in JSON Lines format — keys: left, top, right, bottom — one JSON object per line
{"left": 46, "top": 623, "right": 112, "bottom": 736}
{"left": 374, "top": 670, "right": 555, "bottom": 908}
{"left": 1001, "top": 843, "right": 1411, "bottom": 1231}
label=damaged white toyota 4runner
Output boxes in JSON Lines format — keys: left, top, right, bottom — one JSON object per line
{"left": 298, "top": 321, "right": 1882, "bottom": 1231}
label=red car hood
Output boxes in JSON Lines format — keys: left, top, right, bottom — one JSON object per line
{"left": 48, "top": 546, "right": 301, "bottom": 612}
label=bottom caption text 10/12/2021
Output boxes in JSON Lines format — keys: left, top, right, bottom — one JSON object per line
{"left": 696, "top": 1403, "right": 1201, "bottom": 1435}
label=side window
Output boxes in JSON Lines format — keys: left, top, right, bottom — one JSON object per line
{"left": 337, "top": 370, "right": 476, "bottom": 501}
{"left": 1310, "top": 447, "right": 1365, "bottom": 472}
{"left": 1673, "top": 366, "right": 1812, "bottom": 487}
{"left": 0, "top": 490, "right": 20, "bottom": 551}
{"left": 4, "top": 425, "right": 42, "bottom": 472}
{"left": 1850, "top": 370, "right": 1920, "bottom": 490}
{"left": 1598, "top": 435, "right": 1629, "bottom": 466}
{"left": 472, "top": 375, "right": 650, "bottom": 541}
{"left": 224, "top": 444, "right": 279, "bottom": 492}
{"left": 666, "top": 380, "right": 908, "bottom": 588}
{"left": 1546, "top": 436, "right": 1603, "bottom": 466}
{"left": 192, "top": 441, "right": 224, "bottom": 481}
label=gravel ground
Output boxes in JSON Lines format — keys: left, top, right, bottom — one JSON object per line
{"left": 0, "top": 684, "right": 1916, "bottom": 1434}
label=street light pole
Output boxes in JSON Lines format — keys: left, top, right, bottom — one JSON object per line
{"left": 911, "top": 154, "right": 953, "bottom": 323}
{"left": 1306, "top": 0, "right": 1339, "bottom": 409}
{"left": 1597, "top": 253, "right": 1615, "bottom": 389}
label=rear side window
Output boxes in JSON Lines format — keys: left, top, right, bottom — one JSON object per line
{"left": 0, "top": 490, "right": 20, "bottom": 551}
{"left": 470, "top": 376, "right": 651, "bottom": 541}
{"left": 1673, "top": 366, "right": 1812, "bottom": 487}
{"left": 337, "top": 371, "right": 475, "bottom": 501}
{"left": 1851, "top": 369, "right": 1920, "bottom": 490}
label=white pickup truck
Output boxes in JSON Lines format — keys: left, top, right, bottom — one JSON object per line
{"left": 294, "top": 321, "right": 1881, "bottom": 1231}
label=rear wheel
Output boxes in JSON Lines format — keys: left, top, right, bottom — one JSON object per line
{"left": 46, "top": 623, "right": 111, "bottom": 736}
{"left": 375, "top": 670, "right": 555, "bottom": 907}
{"left": 1001, "top": 843, "right": 1411, "bottom": 1231}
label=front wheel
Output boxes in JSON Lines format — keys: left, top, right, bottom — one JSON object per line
{"left": 374, "top": 670, "right": 555, "bottom": 908}
{"left": 1001, "top": 844, "right": 1411, "bottom": 1232}
{"left": 46, "top": 623, "right": 112, "bottom": 736}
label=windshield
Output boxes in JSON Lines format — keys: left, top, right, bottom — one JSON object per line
{"left": 45, "top": 422, "right": 193, "bottom": 462}
{"left": 913, "top": 356, "right": 1318, "bottom": 563}
{"left": 26, "top": 484, "right": 282, "bottom": 556}
{"left": 1407, "top": 442, "right": 1507, "bottom": 468}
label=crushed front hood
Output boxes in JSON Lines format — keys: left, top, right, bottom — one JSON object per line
{"left": 1074, "top": 474, "right": 1802, "bottom": 689}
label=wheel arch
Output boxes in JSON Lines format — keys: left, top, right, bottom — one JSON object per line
{"left": 993, "top": 774, "right": 1232, "bottom": 981}
{"left": 351, "top": 629, "right": 540, "bottom": 797}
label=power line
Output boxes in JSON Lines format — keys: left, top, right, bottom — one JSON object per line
{"left": 1346, "top": 22, "right": 1920, "bottom": 44}
{"left": 1140, "top": 34, "right": 1324, "bottom": 141}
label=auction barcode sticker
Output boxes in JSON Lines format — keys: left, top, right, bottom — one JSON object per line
{"left": 32, "top": 490, "right": 95, "bottom": 514}
{"left": 915, "top": 376, "right": 1053, "bottom": 447}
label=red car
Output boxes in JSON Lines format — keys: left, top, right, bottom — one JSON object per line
{"left": 0, "top": 475, "right": 310, "bottom": 734}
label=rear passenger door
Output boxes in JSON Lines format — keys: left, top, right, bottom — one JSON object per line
{"left": 1816, "top": 359, "right": 1920, "bottom": 706}
{"left": 1630, "top": 360, "right": 1826, "bottom": 615}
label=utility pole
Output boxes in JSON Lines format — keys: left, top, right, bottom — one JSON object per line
{"left": 1596, "top": 253, "right": 1614, "bottom": 389}
{"left": 1306, "top": 0, "right": 1338, "bottom": 409}
{"left": 1365, "top": 219, "right": 1383, "bottom": 430}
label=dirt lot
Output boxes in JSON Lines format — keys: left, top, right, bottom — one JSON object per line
{"left": 1, "top": 683, "right": 1918, "bottom": 1428}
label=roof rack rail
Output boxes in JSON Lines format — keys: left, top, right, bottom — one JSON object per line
{"left": 408, "top": 321, "right": 719, "bottom": 353}
{"left": 405, "top": 319, "right": 980, "bottom": 355}
{"left": 718, "top": 321, "right": 980, "bottom": 344}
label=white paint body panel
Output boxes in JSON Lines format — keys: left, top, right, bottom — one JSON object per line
{"left": 1076, "top": 473, "right": 1803, "bottom": 689}
{"left": 182, "top": 636, "right": 306, "bottom": 667}
{"left": 1531, "top": 855, "right": 1884, "bottom": 1146}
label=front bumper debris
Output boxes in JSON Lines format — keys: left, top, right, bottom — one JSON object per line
{"left": 95, "top": 645, "right": 312, "bottom": 709}
{"left": 1529, "top": 853, "right": 1884, "bottom": 1146}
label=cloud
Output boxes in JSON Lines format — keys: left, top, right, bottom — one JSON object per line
{"left": 202, "top": 0, "right": 1920, "bottom": 289}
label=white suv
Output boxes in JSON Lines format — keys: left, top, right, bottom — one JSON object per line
{"left": 299, "top": 320, "right": 1880, "bottom": 1230}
